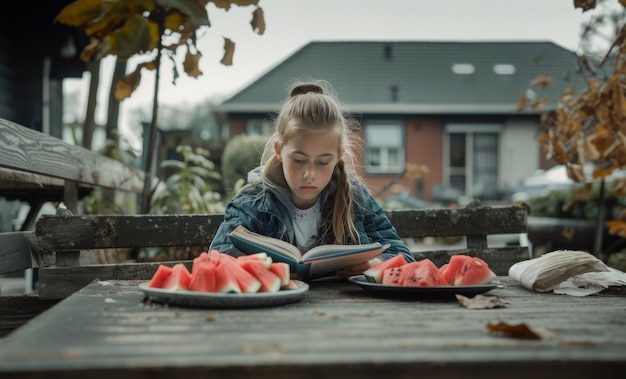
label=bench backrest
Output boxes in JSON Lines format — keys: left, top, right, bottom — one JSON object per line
{"left": 15, "top": 201, "right": 528, "bottom": 299}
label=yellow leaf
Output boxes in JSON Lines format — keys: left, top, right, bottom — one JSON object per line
{"left": 221, "top": 37, "right": 235, "bottom": 66}
{"left": 55, "top": 0, "right": 103, "bottom": 28}
{"left": 115, "top": 66, "right": 143, "bottom": 101}
{"left": 109, "top": 15, "right": 158, "bottom": 59}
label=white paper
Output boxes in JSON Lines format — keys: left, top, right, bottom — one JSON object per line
{"left": 508, "top": 250, "right": 626, "bottom": 296}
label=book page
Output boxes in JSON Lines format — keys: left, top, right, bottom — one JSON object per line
{"left": 302, "top": 242, "right": 385, "bottom": 260}
{"left": 307, "top": 245, "right": 389, "bottom": 278}
{"left": 228, "top": 226, "right": 302, "bottom": 261}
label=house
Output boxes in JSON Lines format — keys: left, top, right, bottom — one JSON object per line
{"left": 0, "top": 0, "right": 87, "bottom": 138}
{"left": 0, "top": 1, "right": 89, "bottom": 233}
{"left": 215, "top": 41, "right": 585, "bottom": 205}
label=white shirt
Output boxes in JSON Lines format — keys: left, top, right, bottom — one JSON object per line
{"left": 292, "top": 199, "right": 321, "bottom": 253}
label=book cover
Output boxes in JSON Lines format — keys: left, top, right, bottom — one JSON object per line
{"left": 227, "top": 225, "right": 389, "bottom": 279}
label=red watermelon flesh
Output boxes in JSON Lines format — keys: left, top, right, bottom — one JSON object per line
{"left": 454, "top": 257, "right": 496, "bottom": 285}
{"left": 148, "top": 265, "right": 173, "bottom": 288}
{"left": 212, "top": 265, "right": 242, "bottom": 293}
{"left": 161, "top": 263, "right": 192, "bottom": 290}
{"left": 381, "top": 266, "right": 405, "bottom": 285}
{"left": 238, "top": 260, "right": 282, "bottom": 292}
{"left": 189, "top": 262, "right": 218, "bottom": 292}
{"left": 268, "top": 262, "right": 290, "bottom": 286}
{"left": 439, "top": 255, "right": 473, "bottom": 285}
{"left": 220, "top": 260, "right": 261, "bottom": 293}
{"left": 364, "top": 253, "right": 408, "bottom": 283}
{"left": 397, "top": 260, "right": 448, "bottom": 287}
{"left": 410, "top": 260, "right": 448, "bottom": 286}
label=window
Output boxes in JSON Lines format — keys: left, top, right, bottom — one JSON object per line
{"left": 451, "top": 63, "right": 475, "bottom": 75}
{"left": 444, "top": 124, "right": 501, "bottom": 200}
{"left": 246, "top": 119, "right": 273, "bottom": 136}
{"left": 493, "top": 63, "right": 516, "bottom": 75}
{"left": 364, "top": 123, "right": 405, "bottom": 174}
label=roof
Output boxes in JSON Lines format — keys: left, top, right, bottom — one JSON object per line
{"left": 217, "top": 41, "right": 584, "bottom": 115}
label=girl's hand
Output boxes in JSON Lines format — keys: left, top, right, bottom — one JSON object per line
{"left": 335, "top": 258, "right": 382, "bottom": 278}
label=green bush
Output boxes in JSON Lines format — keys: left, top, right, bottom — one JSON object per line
{"left": 221, "top": 134, "right": 267, "bottom": 198}
{"left": 525, "top": 182, "right": 626, "bottom": 221}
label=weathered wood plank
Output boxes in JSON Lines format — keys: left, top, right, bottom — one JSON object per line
{"left": 0, "top": 295, "right": 60, "bottom": 338}
{"left": 37, "top": 261, "right": 192, "bottom": 299}
{"left": 0, "top": 232, "right": 52, "bottom": 273}
{"left": 386, "top": 203, "right": 529, "bottom": 238}
{"left": 35, "top": 214, "right": 224, "bottom": 252}
{"left": 34, "top": 205, "right": 529, "bottom": 253}
{"left": 0, "top": 118, "right": 145, "bottom": 192}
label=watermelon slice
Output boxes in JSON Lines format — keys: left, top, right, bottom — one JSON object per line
{"left": 363, "top": 253, "right": 408, "bottom": 283}
{"left": 189, "top": 262, "right": 218, "bottom": 292}
{"left": 238, "top": 259, "right": 282, "bottom": 292}
{"left": 399, "top": 259, "right": 448, "bottom": 286}
{"left": 268, "top": 262, "right": 290, "bottom": 286}
{"left": 454, "top": 257, "right": 496, "bottom": 285}
{"left": 161, "top": 263, "right": 192, "bottom": 290}
{"left": 281, "top": 279, "right": 300, "bottom": 290}
{"left": 212, "top": 265, "right": 242, "bottom": 293}
{"left": 220, "top": 260, "right": 262, "bottom": 293}
{"left": 439, "top": 255, "right": 472, "bottom": 285}
{"left": 381, "top": 266, "right": 405, "bottom": 286}
{"left": 148, "top": 265, "right": 173, "bottom": 288}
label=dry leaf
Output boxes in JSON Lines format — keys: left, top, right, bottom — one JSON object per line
{"left": 250, "top": 7, "right": 265, "bottom": 35}
{"left": 516, "top": 92, "right": 528, "bottom": 111}
{"left": 183, "top": 50, "right": 203, "bottom": 78}
{"left": 456, "top": 294, "right": 507, "bottom": 309}
{"left": 574, "top": 0, "right": 596, "bottom": 12}
{"left": 486, "top": 322, "right": 553, "bottom": 340}
{"left": 531, "top": 75, "right": 552, "bottom": 88}
{"left": 115, "top": 66, "right": 142, "bottom": 100}
{"left": 221, "top": 37, "right": 235, "bottom": 66}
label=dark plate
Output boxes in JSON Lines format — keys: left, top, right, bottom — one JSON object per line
{"left": 139, "top": 281, "right": 308, "bottom": 309}
{"left": 348, "top": 275, "right": 497, "bottom": 297}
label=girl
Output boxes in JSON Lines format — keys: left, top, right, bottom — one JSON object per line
{"left": 209, "top": 79, "right": 416, "bottom": 278}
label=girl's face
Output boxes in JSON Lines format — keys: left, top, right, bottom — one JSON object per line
{"left": 275, "top": 129, "right": 344, "bottom": 209}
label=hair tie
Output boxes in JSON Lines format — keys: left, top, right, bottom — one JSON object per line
{"left": 290, "top": 83, "right": 324, "bottom": 98}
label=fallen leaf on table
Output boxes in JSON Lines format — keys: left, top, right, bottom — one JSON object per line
{"left": 456, "top": 294, "right": 507, "bottom": 309}
{"left": 486, "top": 322, "right": 554, "bottom": 340}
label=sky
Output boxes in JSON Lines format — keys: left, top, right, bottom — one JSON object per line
{"left": 62, "top": 0, "right": 597, "bottom": 147}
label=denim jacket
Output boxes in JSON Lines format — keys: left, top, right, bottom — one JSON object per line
{"left": 209, "top": 167, "right": 417, "bottom": 263}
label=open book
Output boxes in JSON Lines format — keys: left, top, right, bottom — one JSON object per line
{"left": 227, "top": 225, "right": 390, "bottom": 280}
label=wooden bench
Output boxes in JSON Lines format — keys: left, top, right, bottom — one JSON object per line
{"left": 0, "top": 117, "right": 146, "bottom": 283}
{"left": 14, "top": 200, "right": 528, "bottom": 299}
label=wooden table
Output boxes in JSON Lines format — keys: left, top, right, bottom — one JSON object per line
{"left": 0, "top": 277, "right": 624, "bottom": 379}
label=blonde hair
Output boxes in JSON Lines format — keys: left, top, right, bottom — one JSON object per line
{"left": 260, "top": 79, "right": 362, "bottom": 244}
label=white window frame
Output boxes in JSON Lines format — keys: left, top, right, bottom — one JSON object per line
{"left": 442, "top": 123, "right": 502, "bottom": 200}
{"left": 246, "top": 119, "right": 273, "bottom": 136}
{"left": 364, "top": 122, "right": 405, "bottom": 174}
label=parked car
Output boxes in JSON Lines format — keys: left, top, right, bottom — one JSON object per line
{"left": 511, "top": 166, "right": 580, "bottom": 203}
{"left": 511, "top": 164, "right": 626, "bottom": 203}
{"left": 514, "top": 164, "right": 626, "bottom": 258}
